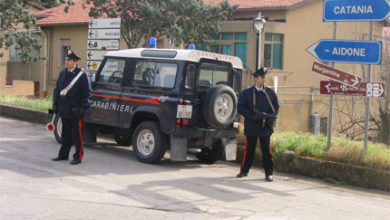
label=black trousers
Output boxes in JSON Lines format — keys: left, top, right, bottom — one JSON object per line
{"left": 240, "top": 135, "right": 273, "bottom": 176}
{"left": 58, "top": 117, "right": 84, "bottom": 161}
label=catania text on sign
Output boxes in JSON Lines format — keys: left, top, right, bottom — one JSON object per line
{"left": 332, "top": 47, "right": 366, "bottom": 57}
{"left": 334, "top": 5, "right": 373, "bottom": 15}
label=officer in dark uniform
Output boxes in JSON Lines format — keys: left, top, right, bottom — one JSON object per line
{"left": 52, "top": 50, "right": 91, "bottom": 165}
{"left": 236, "top": 67, "right": 279, "bottom": 181}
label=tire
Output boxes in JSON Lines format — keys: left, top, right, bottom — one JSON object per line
{"left": 203, "top": 85, "right": 237, "bottom": 129}
{"left": 115, "top": 134, "right": 132, "bottom": 146}
{"left": 196, "top": 139, "right": 224, "bottom": 164}
{"left": 132, "top": 121, "right": 167, "bottom": 163}
{"left": 53, "top": 114, "right": 62, "bottom": 144}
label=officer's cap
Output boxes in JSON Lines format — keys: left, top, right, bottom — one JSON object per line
{"left": 252, "top": 67, "right": 267, "bottom": 77}
{"left": 65, "top": 50, "right": 81, "bottom": 61}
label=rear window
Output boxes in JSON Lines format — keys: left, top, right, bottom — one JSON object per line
{"left": 198, "top": 62, "right": 229, "bottom": 87}
{"left": 132, "top": 61, "right": 178, "bottom": 88}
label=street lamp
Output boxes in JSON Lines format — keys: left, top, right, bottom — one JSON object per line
{"left": 253, "top": 13, "right": 266, "bottom": 71}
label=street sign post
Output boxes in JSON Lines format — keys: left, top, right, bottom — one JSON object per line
{"left": 87, "top": 40, "right": 120, "bottom": 50}
{"left": 306, "top": 39, "right": 382, "bottom": 64}
{"left": 312, "top": 62, "right": 362, "bottom": 88}
{"left": 89, "top": 18, "right": 121, "bottom": 29}
{"left": 323, "top": 0, "right": 390, "bottom": 21}
{"left": 87, "top": 51, "right": 107, "bottom": 60}
{"left": 320, "top": 81, "right": 385, "bottom": 97}
{"left": 88, "top": 29, "right": 120, "bottom": 40}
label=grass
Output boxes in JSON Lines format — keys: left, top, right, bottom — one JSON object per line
{"left": 238, "top": 128, "right": 390, "bottom": 171}
{"left": 0, "top": 93, "right": 52, "bottom": 112}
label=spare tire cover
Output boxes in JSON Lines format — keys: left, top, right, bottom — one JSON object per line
{"left": 202, "top": 85, "right": 237, "bottom": 129}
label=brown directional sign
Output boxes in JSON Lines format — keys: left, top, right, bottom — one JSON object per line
{"left": 312, "top": 62, "right": 362, "bottom": 88}
{"left": 320, "top": 81, "right": 385, "bottom": 97}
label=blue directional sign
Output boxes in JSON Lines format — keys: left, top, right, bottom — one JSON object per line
{"left": 306, "top": 40, "right": 382, "bottom": 64}
{"left": 324, "top": 0, "right": 390, "bottom": 21}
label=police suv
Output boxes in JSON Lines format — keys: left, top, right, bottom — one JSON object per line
{"left": 53, "top": 47, "right": 243, "bottom": 164}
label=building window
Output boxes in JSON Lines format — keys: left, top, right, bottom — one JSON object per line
{"left": 59, "top": 39, "right": 71, "bottom": 67}
{"left": 201, "top": 32, "right": 247, "bottom": 67}
{"left": 264, "top": 33, "right": 283, "bottom": 69}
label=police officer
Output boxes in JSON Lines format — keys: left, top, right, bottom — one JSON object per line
{"left": 236, "top": 67, "right": 279, "bottom": 181}
{"left": 52, "top": 50, "right": 91, "bottom": 165}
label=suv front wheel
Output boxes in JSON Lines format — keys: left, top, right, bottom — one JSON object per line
{"left": 132, "top": 121, "right": 167, "bottom": 163}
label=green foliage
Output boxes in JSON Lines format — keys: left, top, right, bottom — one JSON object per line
{"left": 0, "top": 0, "right": 44, "bottom": 62}
{"left": 85, "top": 0, "right": 238, "bottom": 48}
{"left": 238, "top": 130, "right": 389, "bottom": 171}
{"left": 0, "top": 93, "right": 52, "bottom": 112}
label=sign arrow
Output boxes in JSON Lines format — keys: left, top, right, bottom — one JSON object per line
{"left": 307, "top": 40, "right": 382, "bottom": 65}
{"left": 89, "top": 20, "right": 94, "bottom": 28}
{"left": 312, "top": 62, "right": 363, "bottom": 88}
{"left": 379, "top": 84, "right": 384, "bottom": 96}
{"left": 88, "top": 51, "right": 92, "bottom": 59}
{"left": 87, "top": 62, "right": 91, "bottom": 69}
{"left": 324, "top": 0, "right": 390, "bottom": 21}
{"left": 88, "top": 41, "right": 93, "bottom": 48}
{"left": 89, "top": 30, "right": 94, "bottom": 38}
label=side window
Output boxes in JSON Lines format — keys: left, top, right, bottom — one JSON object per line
{"left": 198, "top": 63, "right": 229, "bottom": 87}
{"left": 185, "top": 64, "right": 196, "bottom": 89}
{"left": 133, "top": 60, "right": 178, "bottom": 88}
{"left": 97, "top": 58, "right": 125, "bottom": 84}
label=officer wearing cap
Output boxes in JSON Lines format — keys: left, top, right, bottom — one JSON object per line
{"left": 236, "top": 67, "right": 279, "bottom": 181}
{"left": 52, "top": 50, "right": 91, "bottom": 165}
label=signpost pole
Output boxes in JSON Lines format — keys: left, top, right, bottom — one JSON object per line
{"left": 363, "top": 21, "right": 374, "bottom": 153}
{"left": 327, "top": 21, "right": 337, "bottom": 152}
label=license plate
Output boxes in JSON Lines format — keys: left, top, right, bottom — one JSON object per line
{"left": 177, "top": 105, "right": 192, "bottom": 118}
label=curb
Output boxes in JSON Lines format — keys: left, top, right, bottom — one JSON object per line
{"left": 0, "top": 104, "right": 51, "bottom": 125}
{"left": 237, "top": 146, "right": 390, "bottom": 191}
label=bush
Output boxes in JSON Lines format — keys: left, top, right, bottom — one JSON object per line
{"left": 0, "top": 93, "right": 52, "bottom": 112}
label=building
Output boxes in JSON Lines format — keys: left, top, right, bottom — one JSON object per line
{"left": 4, "top": 0, "right": 387, "bottom": 136}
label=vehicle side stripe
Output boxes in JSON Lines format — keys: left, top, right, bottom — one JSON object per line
{"left": 92, "top": 93, "right": 160, "bottom": 105}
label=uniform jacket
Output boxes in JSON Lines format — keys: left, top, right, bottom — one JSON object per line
{"left": 237, "top": 85, "right": 279, "bottom": 137}
{"left": 54, "top": 67, "right": 91, "bottom": 118}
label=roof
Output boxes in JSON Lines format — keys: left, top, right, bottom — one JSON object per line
{"left": 35, "top": 0, "right": 316, "bottom": 26}
{"left": 106, "top": 48, "right": 244, "bottom": 69}
{"left": 35, "top": 0, "right": 92, "bottom": 26}
{"left": 204, "top": 0, "right": 316, "bottom": 11}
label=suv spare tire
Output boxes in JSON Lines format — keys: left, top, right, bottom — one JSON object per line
{"left": 202, "top": 85, "right": 237, "bottom": 129}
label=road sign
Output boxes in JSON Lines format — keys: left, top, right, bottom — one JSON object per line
{"left": 87, "top": 40, "right": 120, "bottom": 50}
{"left": 312, "top": 62, "right": 362, "bottom": 88}
{"left": 87, "top": 61, "right": 102, "bottom": 71}
{"left": 88, "top": 29, "right": 120, "bottom": 39}
{"left": 89, "top": 18, "right": 121, "bottom": 29}
{"left": 320, "top": 81, "right": 385, "bottom": 97}
{"left": 87, "top": 50, "right": 107, "bottom": 60}
{"left": 306, "top": 39, "right": 382, "bottom": 64}
{"left": 323, "top": 0, "right": 390, "bottom": 21}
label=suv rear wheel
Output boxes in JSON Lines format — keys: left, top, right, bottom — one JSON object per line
{"left": 203, "top": 85, "right": 237, "bottom": 129}
{"left": 132, "top": 121, "right": 167, "bottom": 163}
{"left": 196, "top": 139, "right": 224, "bottom": 164}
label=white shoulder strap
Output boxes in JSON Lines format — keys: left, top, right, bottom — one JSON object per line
{"left": 60, "top": 71, "right": 84, "bottom": 96}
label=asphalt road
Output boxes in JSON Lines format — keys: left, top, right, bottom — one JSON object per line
{"left": 0, "top": 116, "right": 389, "bottom": 220}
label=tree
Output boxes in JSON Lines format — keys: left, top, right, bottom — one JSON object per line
{"left": 0, "top": 0, "right": 43, "bottom": 62}
{"left": 84, "top": 0, "right": 238, "bottom": 48}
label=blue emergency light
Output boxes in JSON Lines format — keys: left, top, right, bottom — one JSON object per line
{"left": 188, "top": 44, "right": 195, "bottom": 50}
{"left": 148, "top": 37, "right": 157, "bottom": 48}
